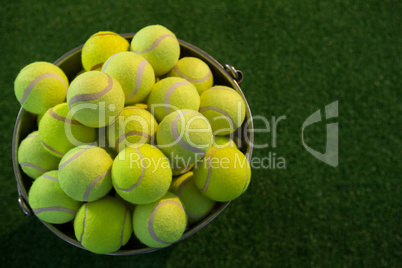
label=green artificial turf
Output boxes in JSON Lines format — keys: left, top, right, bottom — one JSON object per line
{"left": 0, "top": 0, "right": 400, "bottom": 267}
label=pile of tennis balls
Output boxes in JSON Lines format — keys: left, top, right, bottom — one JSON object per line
{"left": 14, "top": 24, "right": 251, "bottom": 254}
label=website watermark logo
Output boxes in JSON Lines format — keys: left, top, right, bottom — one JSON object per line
{"left": 301, "top": 101, "right": 339, "bottom": 167}
{"left": 62, "top": 101, "right": 339, "bottom": 170}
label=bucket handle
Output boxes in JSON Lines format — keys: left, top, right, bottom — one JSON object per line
{"left": 18, "top": 194, "right": 32, "bottom": 216}
{"left": 224, "top": 64, "right": 243, "bottom": 84}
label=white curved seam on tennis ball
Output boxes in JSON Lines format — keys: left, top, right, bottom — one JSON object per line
{"left": 171, "top": 110, "right": 205, "bottom": 157}
{"left": 163, "top": 80, "right": 190, "bottom": 115}
{"left": 68, "top": 74, "right": 114, "bottom": 108}
{"left": 199, "top": 106, "right": 236, "bottom": 129}
{"left": 19, "top": 163, "right": 48, "bottom": 172}
{"left": 41, "top": 173, "right": 59, "bottom": 182}
{"left": 80, "top": 203, "right": 88, "bottom": 243}
{"left": 175, "top": 164, "right": 193, "bottom": 175}
{"left": 26, "top": 133, "right": 39, "bottom": 139}
{"left": 148, "top": 200, "right": 184, "bottom": 245}
{"left": 42, "top": 140, "right": 64, "bottom": 157}
{"left": 101, "top": 52, "right": 122, "bottom": 72}
{"left": 131, "top": 34, "right": 176, "bottom": 54}
{"left": 49, "top": 107, "right": 81, "bottom": 125}
{"left": 107, "top": 106, "right": 124, "bottom": 126}
{"left": 228, "top": 139, "right": 235, "bottom": 148}
{"left": 32, "top": 206, "right": 77, "bottom": 215}
{"left": 127, "top": 59, "right": 148, "bottom": 99}
{"left": 201, "top": 146, "right": 225, "bottom": 192}
{"left": 19, "top": 73, "right": 67, "bottom": 104}
{"left": 83, "top": 169, "right": 111, "bottom": 202}
{"left": 58, "top": 145, "right": 92, "bottom": 170}
{"left": 114, "top": 147, "right": 145, "bottom": 192}
{"left": 173, "top": 65, "right": 212, "bottom": 83}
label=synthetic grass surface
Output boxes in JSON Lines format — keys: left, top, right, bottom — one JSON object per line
{"left": 0, "top": 0, "right": 400, "bottom": 267}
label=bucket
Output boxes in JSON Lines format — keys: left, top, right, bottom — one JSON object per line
{"left": 12, "top": 33, "right": 254, "bottom": 255}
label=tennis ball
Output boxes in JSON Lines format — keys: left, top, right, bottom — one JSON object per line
{"left": 172, "top": 163, "right": 194, "bottom": 176}
{"left": 39, "top": 103, "right": 97, "bottom": 158}
{"left": 213, "top": 135, "right": 237, "bottom": 149}
{"left": 102, "top": 52, "right": 155, "bottom": 105}
{"left": 107, "top": 106, "right": 158, "bottom": 152}
{"left": 36, "top": 113, "right": 44, "bottom": 127}
{"left": 14, "top": 61, "right": 69, "bottom": 114}
{"left": 131, "top": 25, "right": 180, "bottom": 76}
{"left": 147, "top": 77, "right": 200, "bottom": 122}
{"left": 73, "top": 69, "right": 86, "bottom": 79}
{"left": 67, "top": 71, "right": 125, "bottom": 128}
{"left": 133, "top": 192, "right": 187, "bottom": 248}
{"left": 58, "top": 145, "right": 113, "bottom": 202}
{"left": 171, "top": 172, "right": 215, "bottom": 223}
{"left": 114, "top": 193, "right": 136, "bottom": 213}
{"left": 199, "top": 86, "right": 246, "bottom": 136}
{"left": 112, "top": 144, "right": 172, "bottom": 205}
{"left": 167, "top": 57, "right": 213, "bottom": 95}
{"left": 193, "top": 146, "right": 251, "bottom": 202}
{"left": 157, "top": 109, "right": 213, "bottom": 172}
{"left": 18, "top": 131, "right": 60, "bottom": 179}
{"left": 135, "top": 103, "right": 148, "bottom": 109}
{"left": 74, "top": 196, "right": 132, "bottom": 254}
{"left": 28, "top": 170, "right": 81, "bottom": 224}
{"left": 81, "top": 31, "right": 130, "bottom": 71}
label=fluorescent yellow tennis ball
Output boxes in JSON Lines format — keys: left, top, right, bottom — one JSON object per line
{"left": 81, "top": 31, "right": 129, "bottom": 71}
{"left": 14, "top": 61, "right": 69, "bottom": 114}
{"left": 36, "top": 113, "right": 44, "bottom": 127}
{"left": 28, "top": 170, "right": 81, "bottom": 224}
{"left": 167, "top": 57, "right": 213, "bottom": 95}
{"left": 171, "top": 163, "right": 194, "bottom": 176}
{"left": 131, "top": 25, "right": 180, "bottom": 76}
{"left": 171, "top": 172, "right": 215, "bottom": 223}
{"left": 58, "top": 145, "right": 113, "bottom": 202}
{"left": 199, "top": 86, "right": 246, "bottom": 136}
{"left": 38, "top": 103, "right": 97, "bottom": 158}
{"left": 18, "top": 131, "right": 60, "bottom": 179}
{"left": 74, "top": 196, "right": 132, "bottom": 254}
{"left": 102, "top": 52, "right": 155, "bottom": 105}
{"left": 107, "top": 106, "right": 158, "bottom": 152}
{"left": 67, "top": 71, "right": 125, "bottom": 128}
{"left": 147, "top": 77, "right": 200, "bottom": 122}
{"left": 156, "top": 109, "right": 213, "bottom": 172}
{"left": 112, "top": 144, "right": 172, "bottom": 205}
{"left": 133, "top": 192, "right": 187, "bottom": 248}
{"left": 134, "top": 103, "right": 148, "bottom": 109}
{"left": 193, "top": 146, "right": 251, "bottom": 202}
